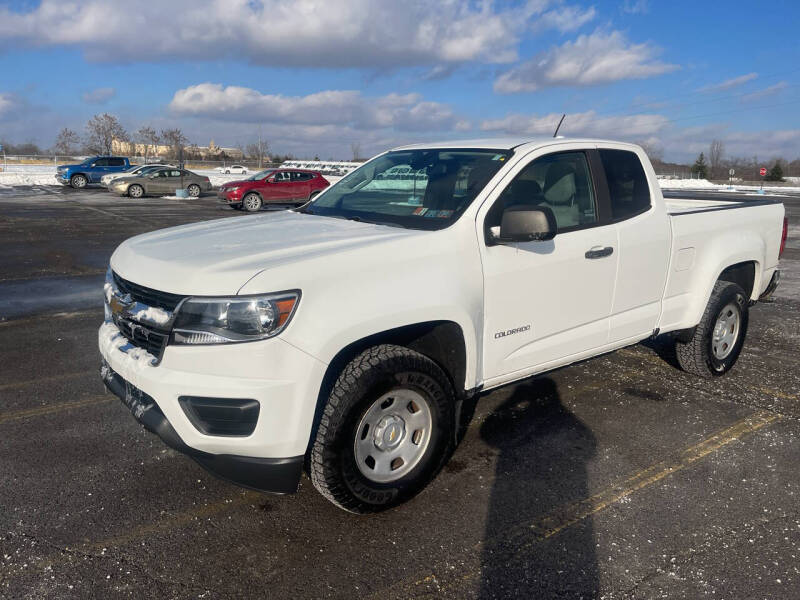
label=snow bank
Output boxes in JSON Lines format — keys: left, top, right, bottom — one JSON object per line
{"left": 657, "top": 178, "right": 718, "bottom": 189}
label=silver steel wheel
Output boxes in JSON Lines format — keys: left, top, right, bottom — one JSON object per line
{"left": 243, "top": 193, "right": 262, "bottom": 211}
{"left": 128, "top": 185, "right": 143, "bottom": 198}
{"left": 354, "top": 388, "right": 433, "bottom": 483}
{"left": 711, "top": 301, "right": 740, "bottom": 360}
{"left": 187, "top": 184, "right": 200, "bottom": 197}
{"left": 71, "top": 175, "right": 86, "bottom": 188}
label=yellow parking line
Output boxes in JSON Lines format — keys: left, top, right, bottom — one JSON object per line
{"left": 396, "top": 408, "right": 782, "bottom": 596}
{"left": 0, "top": 396, "right": 110, "bottom": 425}
{"left": 532, "top": 409, "right": 780, "bottom": 540}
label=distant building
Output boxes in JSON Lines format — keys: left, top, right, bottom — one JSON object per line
{"left": 111, "top": 138, "right": 244, "bottom": 160}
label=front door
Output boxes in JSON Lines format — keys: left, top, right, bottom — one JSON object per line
{"left": 479, "top": 147, "right": 619, "bottom": 384}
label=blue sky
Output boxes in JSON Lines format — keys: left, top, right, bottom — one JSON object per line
{"left": 0, "top": 0, "right": 798, "bottom": 161}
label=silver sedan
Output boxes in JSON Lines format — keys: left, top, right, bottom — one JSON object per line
{"left": 109, "top": 168, "right": 212, "bottom": 198}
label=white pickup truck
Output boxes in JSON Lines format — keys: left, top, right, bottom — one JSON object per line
{"left": 99, "top": 138, "right": 787, "bottom": 513}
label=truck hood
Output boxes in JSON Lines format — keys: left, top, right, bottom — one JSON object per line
{"left": 111, "top": 211, "right": 421, "bottom": 295}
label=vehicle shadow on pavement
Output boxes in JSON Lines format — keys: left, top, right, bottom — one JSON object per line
{"left": 477, "top": 378, "right": 599, "bottom": 599}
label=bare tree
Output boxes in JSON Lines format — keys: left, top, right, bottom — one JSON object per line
{"left": 350, "top": 142, "right": 361, "bottom": 161}
{"left": 709, "top": 139, "right": 724, "bottom": 180}
{"left": 160, "top": 128, "right": 188, "bottom": 161}
{"left": 53, "top": 128, "right": 80, "bottom": 156}
{"left": 635, "top": 139, "right": 664, "bottom": 163}
{"left": 246, "top": 138, "right": 270, "bottom": 168}
{"left": 85, "top": 113, "right": 127, "bottom": 155}
{"left": 135, "top": 126, "right": 160, "bottom": 163}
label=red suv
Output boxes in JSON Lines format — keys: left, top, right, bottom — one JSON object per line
{"left": 218, "top": 168, "right": 330, "bottom": 211}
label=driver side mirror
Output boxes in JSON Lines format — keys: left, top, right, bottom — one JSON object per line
{"left": 493, "top": 205, "right": 557, "bottom": 243}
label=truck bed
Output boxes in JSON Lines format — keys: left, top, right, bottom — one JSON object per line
{"left": 663, "top": 190, "right": 784, "bottom": 215}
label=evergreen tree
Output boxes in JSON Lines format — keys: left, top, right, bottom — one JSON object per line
{"left": 766, "top": 162, "right": 784, "bottom": 182}
{"left": 691, "top": 152, "right": 708, "bottom": 179}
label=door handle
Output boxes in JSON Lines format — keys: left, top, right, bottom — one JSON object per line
{"left": 585, "top": 246, "right": 614, "bottom": 259}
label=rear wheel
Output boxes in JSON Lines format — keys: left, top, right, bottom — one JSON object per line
{"left": 243, "top": 193, "right": 262, "bottom": 212}
{"left": 70, "top": 174, "right": 87, "bottom": 189}
{"left": 128, "top": 184, "right": 144, "bottom": 198}
{"left": 310, "top": 344, "right": 455, "bottom": 513}
{"left": 187, "top": 184, "right": 201, "bottom": 197}
{"left": 675, "top": 281, "right": 749, "bottom": 377}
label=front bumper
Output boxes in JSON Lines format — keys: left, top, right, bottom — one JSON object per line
{"left": 101, "top": 359, "right": 304, "bottom": 494}
{"left": 217, "top": 188, "right": 243, "bottom": 204}
{"left": 55, "top": 174, "right": 69, "bottom": 185}
{"left": 98, "top": 320, "right": 327, "bottom": 491}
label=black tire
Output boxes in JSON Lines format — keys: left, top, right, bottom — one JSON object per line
{"left": 70, "top": 174, "right": 87, "bottom": 189}
{"left": 309, "top": 191, "right": 320, "bottom": 202}
{"left": 128, "top": 184, "right": 144, "bottom": 199}
{"left": 675, "top": 281, "right": 749, "bottom": 377}
{"left": 310, "top": 344, "right": 455, "bottom": 513}
{"left": 242, "top": 192, "right": 262, "bottom": 212}
{"left": 187, "top": 184, "right": 201, "bottom": 197}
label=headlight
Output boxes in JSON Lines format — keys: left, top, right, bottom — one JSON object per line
{"left": 172, "top": 291, "right": 300, "bottom": 345}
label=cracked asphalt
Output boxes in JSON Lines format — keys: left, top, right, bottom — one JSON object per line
{"left": 0, "top": 186, "right": 798, "bottom": 599}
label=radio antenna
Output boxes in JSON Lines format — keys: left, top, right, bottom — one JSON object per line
{"left": 553, "top": 114, "right": 566, "bottom": 137}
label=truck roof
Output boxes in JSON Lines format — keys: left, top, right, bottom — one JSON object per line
{"left": 392, "top": 137, "right": 639, "bottom": 152}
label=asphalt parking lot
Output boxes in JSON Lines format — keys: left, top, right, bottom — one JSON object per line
{"left": 1, "top": 186, "right": 799, "bottom": 599}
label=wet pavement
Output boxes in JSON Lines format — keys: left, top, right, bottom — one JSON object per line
{"left": 0, "top": 186, "right": 798, "bottom": 599}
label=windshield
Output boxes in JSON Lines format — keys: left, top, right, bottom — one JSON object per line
{"left": 138, "top": 165, "right": 162, "bottom": 175}
{"left": 301, "top": 149, "right": 512, "bottom": 230}
{"left": 247, "top": 169, "right": 277, "bottom": 180}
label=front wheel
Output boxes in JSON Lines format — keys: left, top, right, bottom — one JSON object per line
{"left": 70, "top": 174, "right": 87, "bottom": 189}
{"left": 310, "top": 344, "right": 455, "bottom": 513}
{"left": 675, "top": 281, "right": 749, "bottom": 377}
{"left": 242, "top": 192, "right": 262, "bottom": 212}
{"left": 128, "top": 184, "right": 144, "bottom": 198}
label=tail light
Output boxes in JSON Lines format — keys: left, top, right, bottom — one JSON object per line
{"left": 779, "top": 216, "right": 788, "bottom": 258}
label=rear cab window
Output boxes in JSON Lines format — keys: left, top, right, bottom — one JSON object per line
{"left": 599, "top": 149, "right": 651, "bottom": 220}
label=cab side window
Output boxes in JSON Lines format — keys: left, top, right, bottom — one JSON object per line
{"left": 599, "top": 149, "right": 650, "bottom": 220}
{"left": 273, "top": 171, "right": 291, "bottom": 182}
{"left": 486, "top": 151, "right": 597, "bottom": 232}
{"left": 93, "top": 158, "right": 109, "bottom": 167}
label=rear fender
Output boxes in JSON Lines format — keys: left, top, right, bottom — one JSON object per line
{"left": 679, "top": 232, "right": 764, "bottom": 329}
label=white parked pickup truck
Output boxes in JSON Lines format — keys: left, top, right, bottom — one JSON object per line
{"left": 99, "top": 138, "right": 787, "bottom": 513}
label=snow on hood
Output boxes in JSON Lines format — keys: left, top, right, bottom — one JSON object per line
{"left": 110, "top": 210, "right": 420, "bottom": 296}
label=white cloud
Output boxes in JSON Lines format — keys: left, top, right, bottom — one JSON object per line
{"left": 621, "top": 0, "right": 649, "bottom": 14}
{"left": 698, "top": 73, "right": 758, "bottom": 93}
{"left": 494, "top": 30, "right": 678, "bottom": 93}
{"left": 741, "top": 81, "right": 788, "bottom": 102}
{"left": 82, "top": 87, "right": 115, "bottom": 104}
{"left": 169, "top": 83, "right": 468, "bottom": 132}
{"left": 0, "top": 0, "right": 555, "bottom": 68}
{"left": 0, "top": 92, "right": 14, "bottom": 116}
{"left": 534, "top": 5, "right": 597, "bottom": 33}
{"left": 480, "top": 110, "right": 669, "bottom": 138}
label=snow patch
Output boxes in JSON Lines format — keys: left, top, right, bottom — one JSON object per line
{"left": 133, "top": 306, "right": 171, "bottom": 326}
{"left": 98, "top": 321, "right": 157, "bottom": 368}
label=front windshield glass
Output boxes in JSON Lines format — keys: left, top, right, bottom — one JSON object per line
{"left": 302, "top": 148, "right": 512, "bottom": 230}
{"left": 248, "top": 169, "right": 276, "bottom": 180}
{"left": 138, "top": 165, "right": 161, "bottom": 175}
